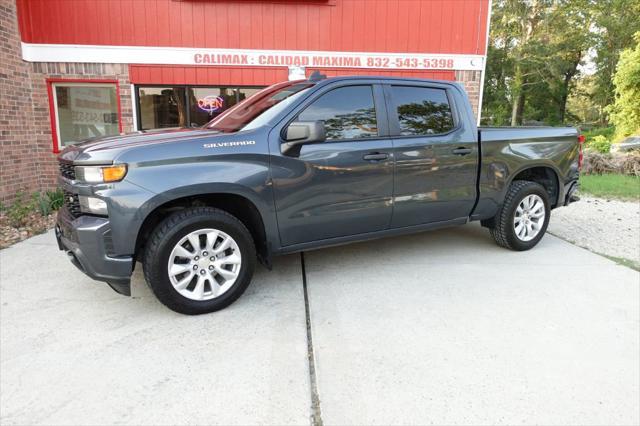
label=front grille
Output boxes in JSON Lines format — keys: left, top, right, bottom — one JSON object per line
{"left": 63, "top": 190, "right": 81, "bottom": 218}
{"left": 59, "top": 161, "right": 76, "bottom": 180}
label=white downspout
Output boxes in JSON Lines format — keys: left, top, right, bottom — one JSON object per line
{"left": 130, "top": 83, "right": 138, "bottom": 131}
{"left": 477, "top": 0, "right": 493, "bottom": 126}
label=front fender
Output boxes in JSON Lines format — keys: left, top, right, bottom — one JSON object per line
{"left": 109, "top": 154, "right": 277, "bottom": 255}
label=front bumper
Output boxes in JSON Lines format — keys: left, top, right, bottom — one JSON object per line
{"left": 56, "top": 206, "right": 133, "bottom": 296}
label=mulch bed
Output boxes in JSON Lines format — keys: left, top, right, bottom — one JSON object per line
{"left": 0, "top": 212, "right": 57, "bottom": 249}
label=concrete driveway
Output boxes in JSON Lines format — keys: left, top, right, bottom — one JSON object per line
{"left": 1, "top": 224, "right": 638, "bottom": 425}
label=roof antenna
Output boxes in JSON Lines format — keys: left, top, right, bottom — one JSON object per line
{"left": 308, "top": 70, "right": 326, "bottom": 82}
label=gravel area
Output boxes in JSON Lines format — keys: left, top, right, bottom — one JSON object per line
{"left": 0, "top": 213, "right": 56, "bottom": 250}
{"left": 548, "top": 196, "right": 640, "bottom": 268}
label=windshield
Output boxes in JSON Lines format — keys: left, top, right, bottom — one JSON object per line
{"left": 205, "top": 81, "right": 314, "bottom": 133}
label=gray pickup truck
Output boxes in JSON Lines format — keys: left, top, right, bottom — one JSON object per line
{"left": 56, "top": 75, "right": 582, "bottom": 314}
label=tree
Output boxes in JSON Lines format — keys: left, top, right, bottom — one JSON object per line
{"left": 544, "top": 0, "right": 594, "bottom": 123}
{"left": 606, "top": 32, "right": 640, "bottom": 138}
{"left": 482, "top": 0, "right": 568, "bottom": 126}
{"left": 591, "top": 0, "right": 640, "bottom": 110}
{"left": 482, "top": 0, "right": 638, "bottom": 127}
{"left": 500, "top": 0, "right": 550, "bottom": 126}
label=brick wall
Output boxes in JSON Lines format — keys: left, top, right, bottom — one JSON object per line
{"left": 0, "top": 0, "right": 41, "bottom": 204}
{"left": 455, "top": 70, "right": 482, "bottom": 119}
{"left": 0, "top": 0, "right": 132, "bottom": 205}
{"left": 28, "top": 62, "right": 132, "bottom": 193}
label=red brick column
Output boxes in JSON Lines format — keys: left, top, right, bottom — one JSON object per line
{"left": 0, "top": 1, "right": 132, "bottom": 205}
{"left": 0, "top": 0, "right": 41, "bottom": 204}
{"left": 455, "top": 70, "right": 481, "bottom": 119}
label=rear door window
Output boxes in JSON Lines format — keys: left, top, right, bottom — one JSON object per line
{"left": 390, "top": 86, "right": 455, "bottom": 136}
{"left": 296, "top": 85, "right": 378, "bottom": 140}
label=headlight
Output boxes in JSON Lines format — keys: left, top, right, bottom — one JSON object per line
{"left": 78, "top": 196, "right": 108, "bottom": 215}
{"left": 76, "top": 164, "right": 127, "bottom": 183}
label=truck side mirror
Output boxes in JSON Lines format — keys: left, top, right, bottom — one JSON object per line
{"left": 281, "top": 121, "right": 326, "bottom": 155}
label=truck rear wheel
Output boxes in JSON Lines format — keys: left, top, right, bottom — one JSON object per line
{"left": 142, "top": 207, "right": 256, "bottom": 315}
{"left": 488, "top": 180, "right": 551, "bottom": 251}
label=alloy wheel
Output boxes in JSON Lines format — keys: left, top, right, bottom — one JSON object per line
{"left": 513, "top": 194, "right": 546, "bottom": 242}
{"left": 167, "top": 228, "right": 242, "bottom": 301}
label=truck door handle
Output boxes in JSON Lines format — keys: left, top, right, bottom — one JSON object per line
{"left": 363, "top": 152, "right": 389, "bottom": 161}
{"left": 452, "top": 147, "right": 473, "bottom": 155}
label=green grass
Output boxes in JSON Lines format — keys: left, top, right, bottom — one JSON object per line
{"left": 601, "top": 254, "right": 640, "bottom": 272}
{"left": 579, "top": 174, "right": 640, "bottom": 200}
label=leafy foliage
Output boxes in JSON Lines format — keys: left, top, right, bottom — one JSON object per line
{"left": 46, "top": 188, "right": 64, "bottom": 211}
{"left": 606, "top": 32, "right": 640, "bottom": 138}
{"left": 590, "top": 0, "right": 640, "bottom": 110}
{"left": 6, "top": 192, "right": 34, "bottom": 228}
{"left": 483, "top": 0, "right": 640, "bottom": 127}
{"left": 587, "top": 135, "right": 612, "bottom": 153}
{"left": 32, "top": 192, "right": 52, "bottom": 217}
{"left": 3, "top": 189, "right": 65, "bottom": 228}
{"left": 582, "top": 126, "right": 615, "bottom": 141}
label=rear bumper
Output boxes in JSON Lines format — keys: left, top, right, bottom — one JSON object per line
{"left": 55, "top": 207, "right": 133, "bottom": 296}
{"left": 563, "top": 180, "right": 580, "bottom": 206}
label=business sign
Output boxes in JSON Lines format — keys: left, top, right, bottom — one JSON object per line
{"left": 22, "top": 43, "right": 485, "bottom": 71}
{"left": 192, "top": 50, "right": 482, "bottom": 71}
{"left": 197, "top": 95, "right": 224, "bottom": 113}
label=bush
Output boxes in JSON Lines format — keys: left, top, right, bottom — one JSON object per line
{"left": 6, "top": 192, "right": 35, "bottom": 228}
{"left": 606, "top": 32, "right": 640, "bottom": 139}
{"left": 582, "top": 152, "right": 614, "bottom": 175}
{"left": 46, "top": 188, "right": 64, "bottom": 211}
{"left": 619, "top": 152, "right": 640, "bottom": 177}
{"left": 32, "top": 192, "right": 51, "bottom": 217}
{"left": 582, "top": 126, "right": 615, "bottom": 141}
{"left": 3, "top": 188, "right": 65, "bottom": 228}
{"left": 582, "top": 151, "right": 640, "bottom": 176}
{"left": 586, "top": 135, "right": 612, "bottom": 153}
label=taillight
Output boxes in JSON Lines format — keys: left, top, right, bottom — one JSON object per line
{"left": 578, "top": 134, "right": 585, "bottom": 170}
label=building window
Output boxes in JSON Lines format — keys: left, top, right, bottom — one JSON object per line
{"left": 48, "top": 80, "right": 121, "bottom": 152}
{"left": 138, "top": 87, "right": 187, "bottom": 130}
{"left": 187, "top": 87, "right": 238, "bottom": 127}
{"left": 390, "top": 86, "right": 455, "bottom": 136}
{"left": 136, "top": 85, "right": 265, "bottom": 130}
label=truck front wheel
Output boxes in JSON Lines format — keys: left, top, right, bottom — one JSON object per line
{"left": 142, "top": 207, "right": 256, "bottom": 315}
{"left": 488, "top": 180, "right": 551, "bottom": 251}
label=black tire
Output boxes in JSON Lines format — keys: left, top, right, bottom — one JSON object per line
{"left": 488, "top": 180, "right": 551, "bottom": 251}
{"left": 142, "top": 207, "right": 256, "bottom": 315}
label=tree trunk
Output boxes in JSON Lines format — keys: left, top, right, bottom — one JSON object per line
{"left": 559, "top": 76, "right": 570, "bottom": 123}
{"left": 559, "top": 55, "right": 581, "bottom": 124}
{"left": 511, "top": 65, "right": 525, "bottom": 126}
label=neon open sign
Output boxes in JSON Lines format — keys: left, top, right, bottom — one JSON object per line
{"left": 198, "top": 95, "right": 224, "bottom": 113}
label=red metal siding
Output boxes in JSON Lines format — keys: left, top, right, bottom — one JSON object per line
{"left": 17, "top": 0, "right": 489, "bottom": 55}
{"left": 129, "top": 65, "right": 455, "bottom": 86}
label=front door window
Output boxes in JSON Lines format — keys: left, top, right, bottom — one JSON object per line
{"left": 296, "top": 85, "right": 378, "bottom": 140}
